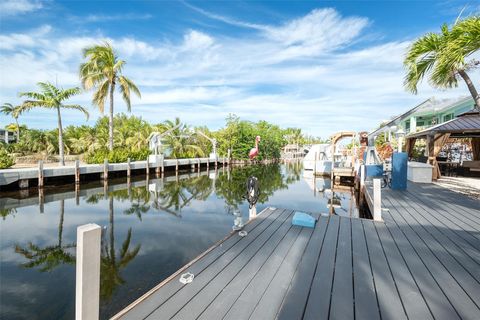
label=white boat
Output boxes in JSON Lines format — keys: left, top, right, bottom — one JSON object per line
{"left": 303, "top": 144, "right": 333, "bottom": 175}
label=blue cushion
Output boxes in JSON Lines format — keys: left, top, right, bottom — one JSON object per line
{"left": 292, "top": 211, "right": 316, "bottom": 228}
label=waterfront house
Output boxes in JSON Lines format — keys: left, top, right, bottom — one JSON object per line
{"left": 369, "top": 96, "right": 475, "bottom": 142}
{"left": 0, "top": 129, "right": 16, "bottom": 144}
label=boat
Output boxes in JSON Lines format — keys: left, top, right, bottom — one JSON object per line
{"left": 303, "top": 143, "right": 333, "bottom": 175}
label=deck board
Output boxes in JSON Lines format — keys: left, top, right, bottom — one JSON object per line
{"left": 113, "top": 182, "right": 480, "bottom": 320}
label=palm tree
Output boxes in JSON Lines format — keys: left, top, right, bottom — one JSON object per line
{"left": 80, "top": 42, "right": 141, "bottom": 151}
{"left": 160, "top": 118, "right": 204, "bottom": 158}
{"left": 19, "top": 82, "right": 88, "bottom": 166}
{"left": 1, "top": 103, "right": 22, "bottom": 141}
{"left": 404, "top": 16, "right": 480, "bottom": 108}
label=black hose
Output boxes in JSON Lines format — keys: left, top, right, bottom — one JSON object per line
{"left": 244, "top": 176, "right": 260, "bottom": 209}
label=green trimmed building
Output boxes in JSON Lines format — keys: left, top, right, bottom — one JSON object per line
{"left": 369, "top": 96, "right": 475, "bottom": 142}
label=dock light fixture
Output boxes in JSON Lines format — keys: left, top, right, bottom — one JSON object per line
{"left": 395, "top": 128, "right": 406, "bottom": 153}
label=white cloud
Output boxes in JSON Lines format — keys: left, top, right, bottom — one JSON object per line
{"left": 83, "top": 13, "right": 152, "bottom": 22}
{"left": 0, "top": 0, "right": 43, "bottom": 16}
{"left": 1, "top": 7, "right": 478, "bottom": 137}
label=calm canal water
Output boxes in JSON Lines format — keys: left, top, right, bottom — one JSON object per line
{"left": 0, "top": 163, "right": 359, "bottom": 320}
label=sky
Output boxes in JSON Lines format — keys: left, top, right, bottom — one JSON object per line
{"left": 0, "top": 0, "right": 479, "bottom": 138}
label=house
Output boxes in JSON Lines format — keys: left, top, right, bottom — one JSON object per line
{"left": 0, "top": 129, "right": 16, "bottom": 144}
{"left": 368, "top": 96, "right": 475, "bottom": 143}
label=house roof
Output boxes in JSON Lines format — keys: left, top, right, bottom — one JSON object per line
{"left": 407, "top": 110, "right": 480, "bottom": 138}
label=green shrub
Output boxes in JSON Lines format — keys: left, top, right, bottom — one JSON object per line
{"left": 0, "top": 148, "right": 15, "bottom": 169}
{"left": 84, "top": 148, "right": 150, "bottom": 164}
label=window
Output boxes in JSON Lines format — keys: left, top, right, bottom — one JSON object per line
{"left": 443, "top": 113, "right": 454, "bottom": 122}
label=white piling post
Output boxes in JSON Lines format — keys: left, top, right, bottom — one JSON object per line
{"left": 76, "top": 224, "right": 101, "bottom": 320}
{"left": 249, "top": 205, "right": 257, "bottom": 220}
{"left": 75, "top": 160, "right": 80, "bottom": 184}
{"left": 127, "top": 158, "right": 131, "bottom": 178}
{"left": 360, "top": 165, "right": 365, "bottom": 188}
{"left": 373, "top": 178, "right": 382, "bottom": 221}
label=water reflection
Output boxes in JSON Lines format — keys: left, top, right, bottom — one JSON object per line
{"left": 101, "top": 197, "right": 141, "bottom": 300}
{"left": 0, "top": 163, "right": 360, "bottom": 320}
{"left": 14, "top": 200, "right": 76, "bottom": 272}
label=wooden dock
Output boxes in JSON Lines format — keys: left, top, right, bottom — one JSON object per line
{"left": 112, "top": 182, "right": 480, "bottom": 320}
{"left": 0, "top": 157, "right": 226, "bottom": 190}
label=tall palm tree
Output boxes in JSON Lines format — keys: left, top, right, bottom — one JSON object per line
{"left": 404, "top": 16, "right": 480, "bottom": 108}
{"left": 19, "top": 82, "right": 88, "bottom": 166}
{"left": 1, "top": 103, "right": 22, "bottom": 141}
{"left": 80, "top": 42, "right": 141, "bottom": 151}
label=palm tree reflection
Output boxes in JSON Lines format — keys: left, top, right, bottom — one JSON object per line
{"left": 14, "top": 200, "right": 75, "bottom": 272}
{"left": 101, "top": 197, "right": 141, "bottom": 300}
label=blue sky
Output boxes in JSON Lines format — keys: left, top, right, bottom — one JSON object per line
{"left": 0, "top": 0, "right": 479, "bottom": 137}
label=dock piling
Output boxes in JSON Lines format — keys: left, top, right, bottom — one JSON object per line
{"left": 103, "top": 159, "right": 108, "bottom": 180}
{"left": 373, "top": 178, "right": 382, "bottom": 221}
{"left": 38, "top": 160, "right": 44, "bottom": 188}
{"left": 360, "top": 165, "right": 365, "bottom": 187}
{"left": 76, "top": 224, "right": 101, "bottom": 320}
{"left": 127, "top": 158, "right": 131, "bottom": 178}
{"left": 75, "top": 160, "right": 80, "bottom": 184}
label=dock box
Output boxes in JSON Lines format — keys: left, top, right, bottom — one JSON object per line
{"left": 407, "top": 161, "right": 433, "bottom": 183}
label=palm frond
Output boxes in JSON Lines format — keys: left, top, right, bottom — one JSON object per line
{"left": 62, "top": 104, "right": 90, "bottom": 120}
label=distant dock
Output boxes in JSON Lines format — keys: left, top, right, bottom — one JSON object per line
{"left": 112, "top": 181, "right": 480, "bottom": 320}
{"left": 0, "top": 157, "right": 227, "bottom": 190}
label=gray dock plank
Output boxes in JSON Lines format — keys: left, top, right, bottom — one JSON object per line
{"left": 276, "top": 216, "right": 329, "bottom": 320}
{"left": 248, "top": 227, "right": 314, "bottom": 320}
{"left": 362, "top": 220, "right": 407, "bottom": 320}
{"left": 302, "top": 215, "right": 340, "bottom": 320}
{"left": 375, "top": 222, "right": 433, "bottom": 320}
{"left": 351, "top": 218, "right": 380, "bottom": 320}
{"left": 329, "top": 217, "right": 354, "bottom": 320}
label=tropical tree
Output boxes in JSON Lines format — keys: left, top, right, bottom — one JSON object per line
{"left": 1, "top": 103, "right": 22, "bottom": 141}
{"left": 404, "top": 16, "right": 480, "bottom": 108}
{"left": 80, "top": 42, "right": 141, "bottom": 151}
{"left": 159, "top": 118, "right": 204, "bottom": 158}
{"left": 19, "top": 82, "right": 88, "bottom": 165}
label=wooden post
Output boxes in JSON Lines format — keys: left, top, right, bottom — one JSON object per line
{"left": 360, "top": 165, "right": 365, "bottom": 188}
{"left": 373, "top": 178, "right": 382, "bottom": 221}
{"left": 176, "top": 159, "right": 179, "bottom": 172}
{"left": 76, "top": 224, "right": 101, "bottom": 320}
{"left": 206, "top": 159, "right": 209, "bottom": 170}
{"left": 103, "top": 159, "right": 108, "bottom": 181}
{"left": 197, "top": 158, "right": 200, "bottom": 173}
{"left": 161, "top": 158, "right": 165, "bottom": 175}
{"left": 38, "top": 160, "right": 44, "bottom": 188}
{"left": 75, "top": 160, "right": 80, "bottom": 184}
{"left": 227, "top": 149, "right": 231, "bottom": 166}
{"left": 146, "top": 157, "right": 150, "bottom": 176}
{"left": 313, "top": 152, "right": 317, "bottom": 176}
{"left": 127, "top": 158, "right": 131, "bottom": 178}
